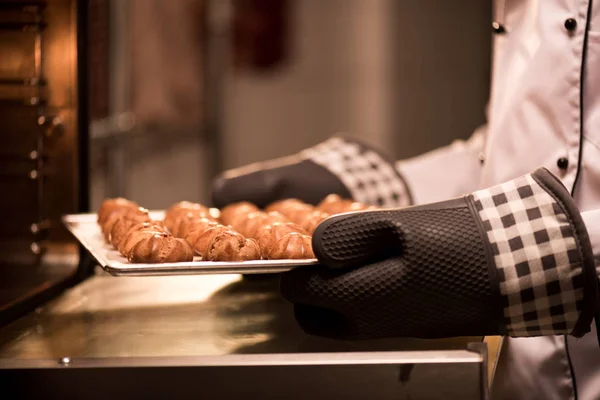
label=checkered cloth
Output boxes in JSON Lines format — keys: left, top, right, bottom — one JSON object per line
{"left": 302, "top": 137, "right": 412, "bottom": 207}
{"left": 472, "top": 172, "right": 586, "bottom": 336}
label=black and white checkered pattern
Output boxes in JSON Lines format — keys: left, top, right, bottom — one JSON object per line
{"left": 472, "top": 173, "right": 584, "bottom": 336}
{"left": 302, "top": 137, "right": 412, "bottom": 207}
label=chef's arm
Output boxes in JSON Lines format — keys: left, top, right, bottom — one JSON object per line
{"left": 396, "top": 125, "right": 486, "bottom": 205}
{"left": 398, "top": 128, "right": 600, "bottom": 265}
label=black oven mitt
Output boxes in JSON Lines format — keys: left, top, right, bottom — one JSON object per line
{"left": 211, "top": 137, "right": 412, "bottom": 209}
{"left": 280, "top": 168, "right": 600, "bottom": 341}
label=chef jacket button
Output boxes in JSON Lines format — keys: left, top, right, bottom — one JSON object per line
{"left": 492, "top": 21, "right": 506, "bottom": 34}
{"left": 557, "top": 157, "right": 569, "bottom": 170}
{"left": 564, "top": 18, "right": 577, "bottom": 32}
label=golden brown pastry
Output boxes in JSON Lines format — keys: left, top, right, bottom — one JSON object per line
{"left": 118, "top": 224, "right": 166, "bottom": 255}
{"left": 294, "top": 210, "right": 330, "bottom": 234}
{"left": 219, "top": 202, "right": 260, "bottom": 226}
{"left": 265, "top": 199, "right": 313, "bottom": 221}
{"left": 170, "top": 215, "right": 219, "bottom": 238}
{"left": 113, "top": 221, "right": 167, "bottom": 255}
{"left": 185, "top": 224, "right": 231, "bottom": 258}
{"left": 265, "top": 199, "right": 308, "bottom": 214}
{"left": 164, "top": 201, "right": 214, "bottom": 233}
{"left": 117, "top": 222, "right": 164, "bottom": 255}
{"left": 265, "top": 232, "right": 314, "bottom": 259}
{"left": 280, "top": 204, "right": 316, "bottom": 223}
{"left": 256, "top": 222, "right": 308, "bottom": 258}
{"left": 109, "top": 217, "right": 163, "bottom": 248}
{"left": 205, "top": 230, "right": 261, "bottom": 261}
{"left": 316, "top": 194, "right": 353, "bottom": 214}
{"left": 126, "top": 231, "right": 194, "bottom": 263}
{"left": 166, "top": 201, "right": 210, "bottom": 215}
{"left": 97, "top": 198, "right": 139, "bottom": 225}
{"left": 101, "top": 207, "right": 151, "bottom": 241}
{"left": 232, "top": 211, "right": 289, "bottom": 239}
{"left": 316, "top": 195, "right": 375, "bottom": 215}
{"left": 254, "top": 219, "right": 307, "bottom": 241}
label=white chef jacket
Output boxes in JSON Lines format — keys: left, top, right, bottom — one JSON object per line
{"left": 396, "top": 1, "right": 600, "bottom": 399}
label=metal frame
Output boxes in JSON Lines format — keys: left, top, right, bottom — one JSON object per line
{"left": 0, "top": 347, "right": 489, "bottom": 400}
{"left": 0, "top": 349, "right": 484, "bottom": 369}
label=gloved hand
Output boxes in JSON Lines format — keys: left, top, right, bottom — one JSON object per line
{"left": 280, "top": 168, "right": 599, "bottom": 341}
{"left": 211, "top": 137, "right": 412, "bottom": 209}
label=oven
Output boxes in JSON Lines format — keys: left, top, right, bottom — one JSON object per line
{"left": 0, "top": 1, "right": 499, "bottom": 399}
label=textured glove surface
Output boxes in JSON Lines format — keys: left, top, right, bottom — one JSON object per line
{"left": 281, "top": 199, "right": 502, "bottom": 339}
{"left": 281, "top": 168, "right": 599, "bottom": 341}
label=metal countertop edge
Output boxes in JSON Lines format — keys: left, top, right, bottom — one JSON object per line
{"left": 0, "top": 349, "right": 483, "bottom": 369}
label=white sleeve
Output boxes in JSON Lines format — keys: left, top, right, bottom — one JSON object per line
{"left": 581, "top": 209, "right": 600, "bottom": 266}
{"left": 396, "top": 125, "right": 486, "bottom": 205}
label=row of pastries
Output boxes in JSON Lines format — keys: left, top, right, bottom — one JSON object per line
{"left": 96, "top": 195, "right": 375, "bottom": 263}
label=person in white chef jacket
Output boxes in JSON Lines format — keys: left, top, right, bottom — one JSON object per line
{"left": 211, "top": 2, "right": 600, "bottom": 399}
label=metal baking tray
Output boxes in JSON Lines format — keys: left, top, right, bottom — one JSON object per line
{"left": 62, "top": 212, "right": 319, "bottom": 277}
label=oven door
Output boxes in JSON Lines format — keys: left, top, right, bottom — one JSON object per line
{"left": 0, "top": 0, "right": 88, "bottom": 326}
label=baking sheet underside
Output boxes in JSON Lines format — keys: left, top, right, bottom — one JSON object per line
{"left": 62, "top": 212, "right": 319, "bottom": 276}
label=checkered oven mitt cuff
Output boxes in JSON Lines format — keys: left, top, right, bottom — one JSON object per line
{"left": 471, "top": 168, "right": 598, "bottom": 338}
{"left": 301, "top": 137, "right": 413, "bottom": 207}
